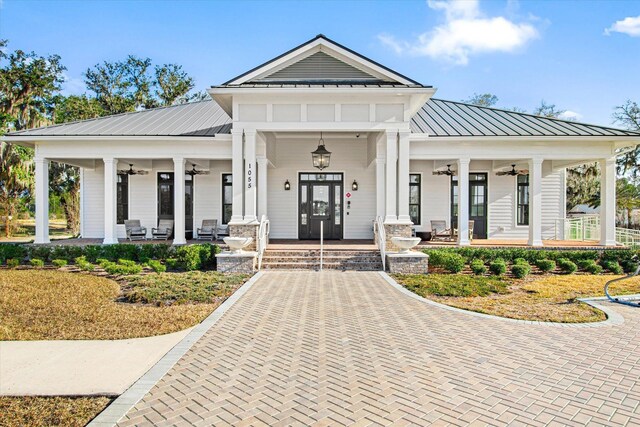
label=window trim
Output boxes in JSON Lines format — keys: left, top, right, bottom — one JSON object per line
{"left": 516, "top": 174, "right": 530, "bottom": 226}
{"left": 222, "top": 173, "right": 232, "bottom": 225}
{"left": 116, "top": 173, "right": 129, "bottom": 225}
{"left": 409, "top": 173, "right": 421, "bottom": 225}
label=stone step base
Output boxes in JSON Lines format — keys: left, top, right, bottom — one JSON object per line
{"left": 261, "top": 249, "right": 383, "bottom": 271}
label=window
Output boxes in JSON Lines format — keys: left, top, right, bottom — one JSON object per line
{"left": 116, "top": 173, "right": 128, "bottom": 224}
{"left": 409, "top": 174, "right": 421, "bottom": 225}
{"left": 517, "top": 174, "right": 529, "bottom": 226}
{"left": 222, "top": 174, "right": 232, "bottom": 225}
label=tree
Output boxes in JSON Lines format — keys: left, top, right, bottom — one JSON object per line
{"left": 155, "top": 64, "right": 194, "bottom": 106}
{"left": 532, "top": 100, "right": 565, "bottom": 118}
{"left": 48, "top": 162, "right": 80, "bottom": 235}
{"left": 0, "top": 142, "right": 33, "bottom": 237}
{"left": 613, "top": 100, "right": 640, "bottom": 179}
{"left": 51, "top": 94, "right": 106, "bottom": 124}
{"left": 0, "top": 39, "right": 66, "bottom": 131}
{"left": 463, "top": 93, "right": 498, "bottom": 107}
{"left": 85, "top": 56, "right": 200, "bottom": 113}
{"left": 566, "top": 163, "right": 600, "bottom": 211}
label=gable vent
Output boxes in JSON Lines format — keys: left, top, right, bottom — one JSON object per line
{"left": 255, "top": 52, "right": 386, "bottom": 83}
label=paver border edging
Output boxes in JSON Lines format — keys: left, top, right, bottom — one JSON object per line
{"left": 87, "top": 271, "right": 265, "bottom": 427}
{"left": 379, "top": 272, "right": 625, "bottom": 328}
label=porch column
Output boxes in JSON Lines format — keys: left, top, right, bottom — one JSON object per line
{"left": 397, "top": 130, "right": 412, "bottom": 224}
{"left": 384, "top": 130, "right": 397, "bottom": 223}
{"left": 457, "top": 157, "right": 470, "bottom": 246}
{"left": 599, "top": 157, "right": 617, "bottom": 246}
{"left": 103, "top": 158, "right": 118, "bottom": 244}
{"left": 34, "top": 157, "right": 50, "bottom": 244}
{"left": 375, "top": 158, "right": 385, "bottom": 218}
{"left": 244, "top": 130, "right": 257, "bottom": 223}
{"left": 230, "top": 129, "right": 244, "bottom": 223}
{"left": 528, "top": 157, "right": 543, "bottom": 247}
{"left": 173, "top": 157, "right": 187, "bottom": 245}
{"left": 257, "top": 156, "right": 268, "bottom": 219}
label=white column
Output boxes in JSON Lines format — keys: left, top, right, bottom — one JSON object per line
{"left": 173, "top": 157, "right": 187, "bottom": 245}
{"left": 375, "top": 158, "right": 385, "bottom": 218}
{"left": 384, "top": 130, "right": 398, "bottom": 223}
{"left": 599, "top": 157, "right": 617, "bottom": 246}
{"left": 230, "top": 129, "right": 244, "bottom": 223}
{"left": 257, "top": 156, "right": 268, "bottom": 219}
{"left": 103, "top": 158, "right": 118, "bottom": 244}
{"left": 528, "top": 158, "right": 543, "bottom": 247}
{"left": 397, "top": 130, "right": 412, "bottom": 224}
{"left": 244, "top": 130, "right": 258, "bottom": 223}
{"left": 34, "top": 157, "right": 50, "bottom": 244}
{"left": 457, "top": 158, "right": 470, "bottom": 246}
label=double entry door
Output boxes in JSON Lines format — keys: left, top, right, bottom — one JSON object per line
{"left": 299, "top": 173, "right": 343, "bottom": 240}
{"left": 157, "top": 172, "right": 193, "bottom": 238}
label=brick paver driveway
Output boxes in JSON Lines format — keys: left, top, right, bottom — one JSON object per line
{"left": 120, "top": 271, "right": 640, "bottom": 426}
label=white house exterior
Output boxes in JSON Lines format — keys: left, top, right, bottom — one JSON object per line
{"left": 5, "top": 35, "right": 640, "bottom": 248}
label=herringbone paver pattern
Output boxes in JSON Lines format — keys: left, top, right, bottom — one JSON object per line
{"left": 120, "top": 271, "right": 640, "bottom": 426}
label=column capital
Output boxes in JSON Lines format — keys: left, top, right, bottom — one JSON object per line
{"left": 601, "top": 157, "right": 617, "bottom": 167}
{"left": 243, "top": 129, "right": 257, "bottom": 137}
{"left": 231, "top": 128, "right": 244, "bottom": 136}
{"left": 172, "top": 156, "right": 186, "bottom": 164}
{"left": 33, "top": 156, "right": 48, "bottom": 164}
{"left": 528, "top": 157, "right": 544, "bottom": 166}
{"left": 457, "top": 157, "right": 471, "bottom": 165}
{"left": 103, "top": 157, "right": 117, "bottom": 164}
{"left": 397, "top": 129, "right": 411, "bottom": 138}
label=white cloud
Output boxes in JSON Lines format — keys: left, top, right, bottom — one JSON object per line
{"left": 558, "top": 110, "right": 582, "bottom": 121}
{"left": 61, "top": 73, "right": 86, "bottom": 95}
{"left": 378, "top": 0, "right": 539, "bottom": 65}
{"left": 605, "top": 15, "right": 640, "bottom": 37}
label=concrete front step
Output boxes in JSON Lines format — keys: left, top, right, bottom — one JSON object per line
{"left": 261, "top": 249, "right": 383, "bottom": 271}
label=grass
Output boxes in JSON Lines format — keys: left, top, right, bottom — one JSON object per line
{"left": 0, "top": 396, "right": 112, "bottom": 427}
{"left": 0, "top": 218, "right": 72, "bottom": 242}
{"left": 0, "top": 270, "right": 248, "bottom": 340}
{"left": 394, "top": 273, "right": 640, "bottom": 323}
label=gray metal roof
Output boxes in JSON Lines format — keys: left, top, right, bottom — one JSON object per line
{"left": 7, "top": 98, "right": 639, "bottom": 139}
{"left": 216, "top": 82, "right": 424, "bottom": 88}
{"left": 9, "top": 100, "right": 231, "bottom": 137}
{"left": 412, "top": 99, "right": 640, "bottom": 137}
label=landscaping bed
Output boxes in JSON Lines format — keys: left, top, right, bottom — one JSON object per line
{"left": 393, "top": 247, "right": 640, "bottom": 323}
{"left": 0, "top": 396, "right": 112, "bottom": 427}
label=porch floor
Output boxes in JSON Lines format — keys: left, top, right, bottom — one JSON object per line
{"left": 420, "top": 239, "right": 622, "bottom": 249}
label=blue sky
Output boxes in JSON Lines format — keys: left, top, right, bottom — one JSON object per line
{"left": 1, "top": 0, "right": 639, "bottom": 126}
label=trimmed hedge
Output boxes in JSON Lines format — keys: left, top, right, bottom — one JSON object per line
{"left": 489, "top": 259, "right": 507, "bottom": 276}
{"left": 469, "top": 259, "right": 487, "bottom": 275}
{"left": 0, "top": 243, "right": 220, "bottom": 270}
{"left": 557, "top": 258, "right": 578, "bottom": 274}
{"left": 535, "top": 259, "right": 556, "bottom": 273}
{"left": 428, "top": 250, "right": 465, "bottom": 273}
{"left": 511, "top": 262, "right": 531, "bottom": 279}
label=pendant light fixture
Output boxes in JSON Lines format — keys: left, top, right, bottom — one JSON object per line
{"left": 311, "top": 132, "right": 331, "bottom": 170}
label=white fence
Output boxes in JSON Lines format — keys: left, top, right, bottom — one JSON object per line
{"left": 257, "top": 215, "right": 270, "bottom": 270}
{"left": 554, "top": 214, "right": 640, "bottom": 247}
{"left": 373, "top": 216, "right": 386, "bottom": 271}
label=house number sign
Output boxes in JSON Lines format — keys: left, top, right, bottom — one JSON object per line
{"left": 246, "top": 162, "right": 252, "bottom": 189}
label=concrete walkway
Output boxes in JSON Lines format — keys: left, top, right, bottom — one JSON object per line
{"left": 103, "top": 271, "right": 638, "bottom": 426}
{"left": 0, "top": 328, "right": 190, "bottom": 396}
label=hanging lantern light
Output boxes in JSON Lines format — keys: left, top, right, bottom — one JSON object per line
{"left": 311, "top": 132, "right": 331, "bottom": 170}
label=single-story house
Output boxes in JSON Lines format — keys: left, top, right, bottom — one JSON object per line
{"left": 4, "top": 35, "right": 639, "bottom": 248}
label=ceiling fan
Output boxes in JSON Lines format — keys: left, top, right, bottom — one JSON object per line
{"left": 496, "top": 164, "right": 528, "bottom": 176}
{"left": 186, "top": 164, "right": 210, "bottom": 176}
{"left": 118, "top": 164, "right": 148, "bottom": 176}
{"left": 432, "top": 164, "right": 455, "bottom": 176}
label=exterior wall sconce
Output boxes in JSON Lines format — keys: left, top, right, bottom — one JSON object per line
{"left": 352, "top": 180, "right": 359, "bottom": 191}
{"left": 284, "top": 179, "right": 291, "bottom": 191}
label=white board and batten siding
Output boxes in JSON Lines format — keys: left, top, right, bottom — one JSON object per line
{"left": 410, "top": 160, "right": 565, "bottom": 240}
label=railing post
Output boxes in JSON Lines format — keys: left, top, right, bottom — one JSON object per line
{"left": 320, "top": 221, "right": 323, "bottom": 271}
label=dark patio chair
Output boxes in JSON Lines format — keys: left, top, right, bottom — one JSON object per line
{"left": 152, "top": 219, "right": 174, "bottom": 240}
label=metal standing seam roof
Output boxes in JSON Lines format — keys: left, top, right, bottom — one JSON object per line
{"left": 214, "top": 82, "right": 426, "bottom": 89}
{"left": 6, "top": 98, "right": 640, "bottom": 138}
{"left": 8, "top": 100, "right": 232, "bottom": 137}
{"left": 412, "top": 99, "right": 640, "bottom": 137}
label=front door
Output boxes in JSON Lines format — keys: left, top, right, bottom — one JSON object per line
{"left": 451, "top": 173, "right": 488, "bottom": 239}
{"left": 299, "top": 173, "right": 343, "bottom": 240}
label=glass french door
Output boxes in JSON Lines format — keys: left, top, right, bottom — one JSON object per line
{"left": 451, "top": 173, "right": 488, "bottom": 239}
{"left": 298, "top": 173, "right": 343, "bottom": 240}
{"left": 157, "top": 172, "right": 194, "bottom": 239}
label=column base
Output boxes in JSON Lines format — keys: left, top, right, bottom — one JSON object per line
{"left": 599, "top": 239, "right": 617, "bottom": 247}
{"left": 173, "top": 238, "right": 187, "bottom": 246}
{"left": 528, "top": 239, "right": 543, "bottom": 247}
{"left": 457, "top": 239, "right": 471, "bottom": 247}
{"left": 102, "top": 238, "right": 118, "bottom": 245}
{"left": 228, "top": 223, "right": 260, "bottom": 251}
{"left": 34, "top": 237, "right": 51, "bottom": 245}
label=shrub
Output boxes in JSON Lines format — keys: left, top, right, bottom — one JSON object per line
{"left": 6, "top": 258, "right": 20, "bottom": 268}
{"left": 557, "top": 258, "right": 577, "bottom": 274}
{"left": 621, "top": 259, "right": 639, "bottom": 274}
{"left": 427, "top": 250, "right": 465, "bottom": 273}
{"left": 469, "top": 259, "right": 487, "bottom": 275}
{"left": 398, "top": 274, "right": 508, "bottom": 298}
{"left": 147, "top": 259, "right": 166, "bottom": 273}
{"left": 29, "top": 258, "right": 45, "bottom": 267}
{"left": 443, "top": 253, "right": 465, "bottom": 273}
{"left": 74, "top": 256, "right": 95, "bottom": 272}
{"left": 27, "top": 246, "right": 51, "bottom": 262}
{"left": 513, "top": 257, "right": 528, "bottom": 266}
{"left": 0, "top": 244, "right": 26, "bottom": 263}
{"left": 174, "top": 244, "right": 218, "bottom": 271}
{"left": 536, "top": 259, "right": 556, "bottom": 273}
{"left": 489, "top": 259, "right": 507, "bottom": 276}
{"left": 101, "top": 260, "right": 142, "bottom": 275}
{"left": 165, "top": 258, "right": 179, "bottom": 270}
{"left": 511, "top": 263, "right": 531, "bottom": 279}
{"left": 601, "top": 260, "right": 623, "bottom": 274}
{"left": 49, "top": 246, "right": 83, "bottom": 262}
{"left": 52, "top": 259, "right": 68, "bottom": 268}
{"left": 577, "top": 259, "right": 603, "bottom": 274}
